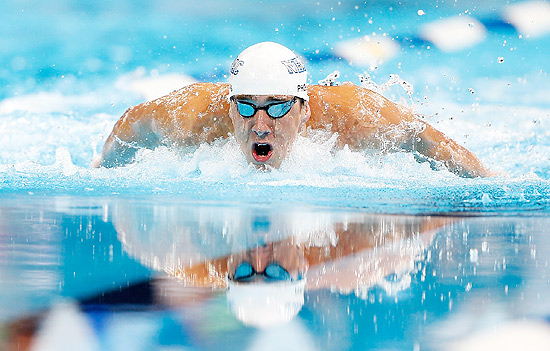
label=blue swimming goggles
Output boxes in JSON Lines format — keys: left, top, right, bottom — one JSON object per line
{"left": 230, "top": 261, "right": 294, "bottom": 282}
{"left": 232, "top": 97, "right": 297, "bottom": 119}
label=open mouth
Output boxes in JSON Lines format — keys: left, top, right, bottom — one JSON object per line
{"left": 252, "top": 143, "right": 273, "bottom": 163}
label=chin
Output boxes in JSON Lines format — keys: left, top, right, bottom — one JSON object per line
{"left": 249, "top": 154, "right": 283, "bottom": 169}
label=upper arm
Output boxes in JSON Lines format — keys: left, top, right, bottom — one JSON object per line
{"left": 307, "top": 83, "right": 491, "bottom": 177}
{"left": 99, "top": 83, "right": 232, "bottom": 167}
{"left": 414, "top": 123, "right": 493, "bottom": 177}
{"left": 307, "top": 83, "right": 419, "bottom": 149}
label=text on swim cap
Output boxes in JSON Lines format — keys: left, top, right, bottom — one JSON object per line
{"left": 281, "top": 58, "right": 306, "bottom": 74}
{"left": 230, "top": 58, "right": 244, "bottom": 75}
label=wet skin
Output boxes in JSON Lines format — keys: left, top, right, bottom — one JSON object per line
{"left": 98, "top": 83, "right": 492, "bottom": 177}
{"left": 228, "top": 95, "right": 311, "bottom": 168}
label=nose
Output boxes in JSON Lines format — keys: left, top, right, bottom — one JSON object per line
{"left": 252, "top": 111, "right": 270, "bottom": 139}
{"left": 253, "top": 129, "right": 269, "bottom": 139}
{"left": 250, "top": 245, "right": 270, "bottom": 273}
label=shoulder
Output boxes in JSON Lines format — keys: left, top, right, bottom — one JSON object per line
{"left": 157, "top": 82, "right": 231, "bottom": 106}
{"left": 308, "top": 82, "right": 383, "bottom": 103}
{"left": 130, "top": 82, "right": 231, "bottom": 118}
{"left": 307, "top": 82, "right": 388, "bottom": 112}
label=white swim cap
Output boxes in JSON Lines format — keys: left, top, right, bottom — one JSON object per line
{"left": 226, "top": 279, "right": 306, "bottom": 328}
{"left": 228, "top": 42, "right": 309, "bottom": 101}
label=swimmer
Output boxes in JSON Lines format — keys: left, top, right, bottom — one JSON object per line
{"left": 112, "top": 202, "right": 451, "bottom": 327}
{"left": 96, "top": 41, "right": 492, "bottom": 177}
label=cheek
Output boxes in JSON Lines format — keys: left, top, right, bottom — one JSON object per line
{"left": 229, "top": 110, "right": 249, "bottom": 140}
{"left": 275, "top": 117, "right": 301, "bottom": 145}
{"left": 274, "top": 245, "right": 305, "bottom": 277}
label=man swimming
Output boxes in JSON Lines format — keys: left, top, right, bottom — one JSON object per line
{"left": 96, "top": 41, "right": 492, "bottom": 177}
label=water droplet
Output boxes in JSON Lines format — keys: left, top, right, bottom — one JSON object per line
{"left": 469, "top": 249, "right": 478, "bottom": 263}
{"left": 417, "top": 9, "right": 425, "bottom": 16}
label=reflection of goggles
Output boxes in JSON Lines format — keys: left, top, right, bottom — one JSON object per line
{"left": 232, "top": 97, "right": 297, "bottom": 119}
{"left": 231, "top": 261, "right": 295, "bottom": 282}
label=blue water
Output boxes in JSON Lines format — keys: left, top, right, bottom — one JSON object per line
{"left": 1, "top": 0, "right": 550, "bottom": 350}
{"left": 0, "top": 1, "right": 550, "bottom": 217}
{"left": 2, "top": 196, "right": 550, "bottom": 350}
{"left": 2, "top": 0, "right": 550, "bottom": 214}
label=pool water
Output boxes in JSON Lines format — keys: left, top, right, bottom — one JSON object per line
{"left": 1, "top": 0, "right": 550, "bottom": 350}
{"left": 2, "top": 196, "right": 550, "bottom": 350}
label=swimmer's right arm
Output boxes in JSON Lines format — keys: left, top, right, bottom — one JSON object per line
{"left": 95, "top": 83, "right": 232, "bottom": 168}
{"left": 97, "top": 105, "right": 157, "bottom": 168}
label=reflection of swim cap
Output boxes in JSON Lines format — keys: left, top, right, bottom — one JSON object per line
{"left": 226, "top": 279, "right": 306, "bottom": 328}
{"left": 228, "top": 42, "right": 309, "bottom": 101}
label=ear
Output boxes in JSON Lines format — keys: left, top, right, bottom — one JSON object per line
{"left": 300, "top": 100, "right": 311, "bottom": 127}
{"left": 228, "top": 102, "right": 238, "bottom": 125}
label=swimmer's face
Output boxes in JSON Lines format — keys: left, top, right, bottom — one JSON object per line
{"left": 228, "top": 240, "right": 307, "bottom": 282}
{"left": 229, "top": 95, "right": 311, "bottom": 168}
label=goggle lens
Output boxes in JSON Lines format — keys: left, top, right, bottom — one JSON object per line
{"left": 233, "top": 262, "right": 254, "bottom": 280}
{"left": 234, "top": 98, "right": 296, "bottom": 119}
{"left": 236, "top": 102, "right": 256, "bottom": 117}
{"left": 232, "top": 261, "right": 292, "bottom": 282}
{"left": 266, "top": 100, "right": 294, "bottom": 118}
{"left": 265, "top": 263, "right": 291, "bottom": 280}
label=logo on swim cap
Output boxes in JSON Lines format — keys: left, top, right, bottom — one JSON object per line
{"left": 281, "top": 58, "right": 306, "bottom": 74}
{"left": 230, "top": 58, "right": 244, "bottom": 76}
{"left": 228, "top": 42, "right": 309, "bottom": 101}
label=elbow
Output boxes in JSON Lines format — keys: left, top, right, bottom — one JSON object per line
{"left": 96, "top": 139, "right": 140, "bottom": 168}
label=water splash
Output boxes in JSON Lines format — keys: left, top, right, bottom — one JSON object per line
{"left": 359, "top": 73, "right": 414, "bottom": 98}
{"left": 318, "top": 71, "right": 341, "bottom": 86}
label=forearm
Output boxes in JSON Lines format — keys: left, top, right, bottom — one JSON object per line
{"left": 415, "top": 123, "right": 492, "bottom": 178}
{"left": 99, "top": 133, "right": 145, "bottom": 168}
{"left": 99, "top": 107, "right": 161, "bottom": 167}
{"left": 379, "top": 102, "right": 492, "bottom": 178}
{"left": 308, "top": 84, "right": 492, "bottom": 177}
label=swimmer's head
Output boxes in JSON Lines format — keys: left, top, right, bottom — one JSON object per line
{"left": 226, "top": 241, "right": 307, "bottom": 328}
{"left": 227, "top": 42, "right": 311, "bottom": 168}
{"left": 228, "top": 42, "right": 309, "bottom": 101}
{"left": 226, "top": 279, "right": 306, "bottom": 328}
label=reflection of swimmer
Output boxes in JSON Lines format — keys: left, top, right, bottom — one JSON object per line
{"left": 113, "top": 203, "right": 452, "bottom": 327}
{"left": 96, "top": 41, "right": 492, "bottom": 178}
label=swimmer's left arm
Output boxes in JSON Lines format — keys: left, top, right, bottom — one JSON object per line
{"left": 308, "top": 84, "right": 493, "bottom": 178}
{"left": 369, "top": 93, "right": 493, "bottom": 177}
{"left": 413, "top": 123, "right": 494, "bottom": 177}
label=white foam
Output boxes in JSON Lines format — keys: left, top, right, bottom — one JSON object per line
{"left": 0, "top": 70, "right": 549, "bottom": 196}
{"left": 31, "top": 301, "right": 101, "bottom": 351}
{"left": 0, "top": 68, "right": 194, "bottom": 115}
{"left": 0, "top": 91, "right": 102, "bottom": 114}
{"left": 246, "top": 319, "right": 317, "bottom": 350}
{"left": 114, "top": 67, "right": 196, "bottom": 101}
{"left": 54, "top": 147, "right": 78, "bottom": 176}
{"left": 0, "top": 111, "right": 115, "bottom": 166}
{"left": 420, "top": 16, "right": 486, "bottom": 52}
{"left": 442, "top": 319, "right": 550, "bottom": 351}
{"left": 504, "top": 1, "right": 550, "bottom": 38}
{"left": 334, "top": 35, "right": 400, "bottom": 68}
